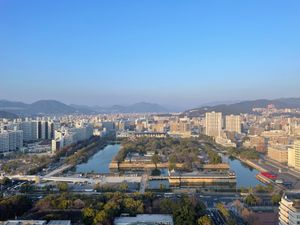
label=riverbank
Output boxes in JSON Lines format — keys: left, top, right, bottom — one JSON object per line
{"left": 75, "top": 144, "right": 121, "bottom": 173}
{"left": 236, "top": 157, "right": 267, "bottom": 173}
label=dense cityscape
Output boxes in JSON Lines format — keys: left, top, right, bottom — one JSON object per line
{"left": 1, "top": 1, "right": 300, "bottom": 225}
{"left": 0, "top": 100, "right": 299, "bottom": 225}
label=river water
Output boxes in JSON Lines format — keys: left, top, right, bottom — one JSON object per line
{"left": 222, "top": 155, "right": 263, "bottom": 188}
{"left": 75, "top": 144, "right": 121, "bottom": 173}
{"left": 75, "top": 144, "right": 262, "bottom": 188}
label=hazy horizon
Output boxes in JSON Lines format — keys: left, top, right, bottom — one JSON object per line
{"left": 1, "top": 1, "right": 300, "bottom": 108}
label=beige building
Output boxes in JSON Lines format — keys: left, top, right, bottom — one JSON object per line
{"left": 288, "top": 147, "right": 296, "bottom": 168}
{"left": 225, "top": 115, "right": 241, "bottom": 133}
{"left": 205, "top": 112, "right": 222, "bottom": 138}
{"left": 151, "top": 122, "right": 166, "bottom": 133}
{"left": 169, "top": 119, "right": 191, "bottom": 137}
{"left": 215, "top": 136, "right": 236, "bottom": 148}
{"left": 267, "top": 144, "right": 288, "bottom": 163}
{"left": 243, "top": 135, "right": 268, "bottom": 152}
{"left": 288, "top": 140, "right": 300, "bottom": 171}
{"left": 279, "top": 191, "right": 300, "bottom": 225}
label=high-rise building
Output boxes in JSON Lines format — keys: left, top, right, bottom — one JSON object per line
{"left": 279, "top": 191, "right": 300, "bottom": 225}
{"left": 0, "top": 132, "right": 9, "bottom": 153}
{"left": 20, "top": 121, "right": 38, "bottom": 141}
{"left": 225, "top": 115, "right": 241, "bottom": 133}
{"left": 8, "top": 131, "right": 17, "bottom": 151}
{"left": 205, "top": 112, "right": 222, "bottom": 137}
{"left": 38, "top": 121, "right": 53, "bottom": 140}
{"left": 15, "top": 130, "right": 23, "bottom": 150}
{"left": 7, "top": 130, "right": 24, "bottom": 151}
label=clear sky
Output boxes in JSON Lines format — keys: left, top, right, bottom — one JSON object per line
{"left": 0, "top": 0, "right": 299, "bottom": 108}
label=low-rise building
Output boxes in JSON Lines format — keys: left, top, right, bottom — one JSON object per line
{"left": 114, "top": 214, "right": 174, "bottom": 225}
{"left": 243, "top": 135, "right": 268, "bottom": 152}
{"left": 215, "top": 136, "right": 236, "bottom": 148}
{"left": 267, "top": 144, "right": 288, "bottom": 163}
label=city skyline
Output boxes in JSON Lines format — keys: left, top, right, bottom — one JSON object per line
{"left": 1, "top": 0, "right": 300, "bottom": 107}
{"left": 1, "top": 1, "right": 300, "bottom": 224}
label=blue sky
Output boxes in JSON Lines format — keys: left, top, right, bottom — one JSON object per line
{"left": 0, "top": 1, "right": 299, "bottom": 108}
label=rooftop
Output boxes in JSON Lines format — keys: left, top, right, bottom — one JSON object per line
{"left": 114, "top": 214, "right": 174, "bottom": 225}
{"left": 284, "top": 190, "right": 300, "bottom": 208}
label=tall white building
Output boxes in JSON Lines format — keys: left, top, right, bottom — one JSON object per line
{"left": 20, "top": 120, "right": 54, "bottom": 141}
{"left": 8, "top": 130, "right": 23, "bottom": 151}
{"left": 0, "top": 129, "right": 24, "bottom": 152}
{"left": 51, "top": 124, "right": 93, "bottom": 152}
{"left": 225, "top": 115, "right": 241, "bottom": 133}
{"left": 15, "top": 130, "right": 23, "bottom": 150}
{"left": 205, "top": 111, "right": 222, "bottom": 138}
{"left": 279, "top": 191, "right": 300, "bottom": 225}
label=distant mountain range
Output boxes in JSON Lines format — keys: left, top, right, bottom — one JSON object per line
{"left": 0, "top": 100, "right": 172, "bottom": 117}
{"left": 0, "top": 111, "right": 19, "bottom": 119}
{"left": 2, "top": 97, "right": 300, "bottom": 118}
{"left": 185, "top": 98, "right": 300, "bottom": 116}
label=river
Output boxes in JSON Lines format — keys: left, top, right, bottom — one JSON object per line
{"left": 222, "top": 155, "right": 263, "bottom": 188}
{"left": 75, "top": 143, "right": 262, "bottom": 188}
{"left": 75, "top": 144, "right": 121, "bottom": 173}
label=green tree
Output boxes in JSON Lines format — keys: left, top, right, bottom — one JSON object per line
{"left": 197, "top": 215, "right": 213, "bottom": 225}
{"left": 151, "top": 154, "right": 160, "bottom": 169}
{"left": 58, "top": 199, "right": 72, "bottom": 209}
{"left": 0, "top": 177, "right": 11, "bottom": 186}
{"left": 119, "top": 182, "right": 128, "bottom": 192}
{"left": 271, "top": 193, "right": 282, "bottom": 205}
{"left": 159, "top": 199, "right": 173, "bottom": 214}
{"left": 173, "top": 197, "right": 196, "bottom": 225}
{"left": 216, "top": 203, "right": 230, "bottom": 219}
{"left": 93, "top": 210, "right": 108, "bottom": 225}
{"left": 245, "top": 194, "right": 260, "bottom": 206}
{"left": 82, "top": 207, "right": 95, "bottom": 225}
{"left": 57, "top": 182, "right": 69, "bottom": 192}
{"left": 0, "top": 195, "right": 32, "bottom": 220}
{"left": 122, "top": 198, "right": 144, "bottom": 216}
{"left": 168, "top": 155, "right": 177, "bottom": 171}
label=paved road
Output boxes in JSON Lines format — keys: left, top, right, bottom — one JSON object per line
{"left": 207, "top": 208, "right": 226, "bottom": 225}
{"left": 44, "top": 164, "right": 72, "bottom": 177}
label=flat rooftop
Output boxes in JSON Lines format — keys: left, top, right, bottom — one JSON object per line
{"left": 47, "top": 221, "right": 71, "bottom": 225}
{"left": 114, "top": 214, "right": 174, "bottom": 225}
{"left": 285, "top": 192, "right": 300, "bottom": 200}
{"left": 284, "top": 190, "right": 300, "bottom": 208}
